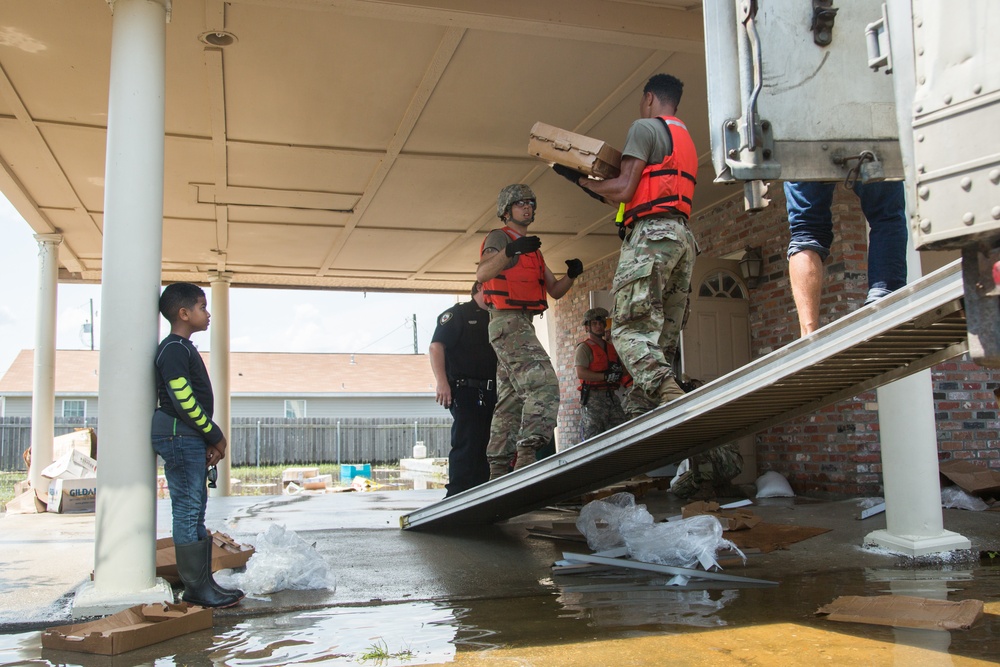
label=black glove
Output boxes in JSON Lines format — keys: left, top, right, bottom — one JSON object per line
{"left": 552, "top": 163, "right": 607, "bottom": 204}
{"left": 604, "top": 370, "right": 622, "bottom": 384}
{"left": 565, "top": 258, "right": 583, "bottom": 279}
{"left": 506, "top": 235, "right": 541, "bottom": 257}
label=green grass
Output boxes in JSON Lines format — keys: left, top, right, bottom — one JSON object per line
{"left": 358, "top": 638, "right": 413, "bottom": 663}
{"left": 0, "top": 471, "right": 26, "bottom": 508}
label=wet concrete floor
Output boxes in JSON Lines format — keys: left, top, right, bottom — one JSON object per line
{"left": 1, "top": 488, "right": 999, "bottom": 666}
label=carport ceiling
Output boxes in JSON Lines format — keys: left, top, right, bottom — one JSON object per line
{"left": 0, "top": 0, "right": 732, "bottom": 294}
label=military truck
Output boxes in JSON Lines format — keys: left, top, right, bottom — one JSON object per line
{"left": 702, "top": 0, "right": 999, "bottom": 366}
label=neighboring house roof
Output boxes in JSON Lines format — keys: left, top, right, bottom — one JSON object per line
{"left": 0, "top": 350, "right": 435, "bottom": 396}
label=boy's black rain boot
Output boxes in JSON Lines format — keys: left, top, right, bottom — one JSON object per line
{"left": 175, "top": 539, "right": 242, "bottom": 608}
{"left": 201, "top": 536, "right": 245, "bottom": 600}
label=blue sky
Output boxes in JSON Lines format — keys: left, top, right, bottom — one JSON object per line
{"left": 0, "top": 194, "right": 460, "bottom": 375}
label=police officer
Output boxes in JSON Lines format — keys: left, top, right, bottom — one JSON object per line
{"left": 429, "top": 282, "right": 498, "bottom": 496}
{"left": 477, "top": 184, "right": 582, "bottom": 478}
{"left": 574, "top": 307, "right": 628, "bottom": 441}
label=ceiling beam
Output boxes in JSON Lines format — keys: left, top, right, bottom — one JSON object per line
{"left": 232, "top": 0, "right": 704, "bottom": 52}
{"left": 316, "top": 26, "right": 466, "bottom": 275}
{"left": 0, "top": 63, "right": 89, "bottom": 275}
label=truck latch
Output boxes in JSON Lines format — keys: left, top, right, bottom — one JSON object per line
{"left": 811, "top": 0, "right": 839, "bottom": 47}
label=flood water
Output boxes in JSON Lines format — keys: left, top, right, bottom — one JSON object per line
{"left": 3, "top": 564, "right": 998, "bottom": 666}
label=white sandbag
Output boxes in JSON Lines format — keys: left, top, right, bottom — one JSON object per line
{"left": 755, "top": 470, "right": 795, "bottom": 498}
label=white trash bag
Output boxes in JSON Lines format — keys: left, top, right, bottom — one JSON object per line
{"left": 228, "top": 524, "right": 337, "bottom": 595}
{"left": 623, "top": 514, "right": 744, "bottom": 571}
{"left": 941, "top": 485, "right": 989, "bottom": 512}
{"left": 576, "top": 492, "right": 654, "bottom": 552}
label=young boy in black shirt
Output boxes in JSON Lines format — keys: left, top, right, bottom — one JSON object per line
{"left": 153, "top": 283, "right": 242, "bottom": 608}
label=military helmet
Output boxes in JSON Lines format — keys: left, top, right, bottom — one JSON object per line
{"left": 496, "top": 184, "right": 536, "bottom": 219}
{"left": 583, "top": 307, "right": 609, "bottom": 325}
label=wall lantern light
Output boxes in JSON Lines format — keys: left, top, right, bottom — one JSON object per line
{"left": 738, "top": 245, "right": 764, "bottom": 289}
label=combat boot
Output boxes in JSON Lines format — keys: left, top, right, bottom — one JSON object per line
{"left": 657, "top": 377, "right": 686, "bottom": 405}
{"left": 512, "top": 444, "right": 537, "bottom": 470}
{"left": 489, "top": 459, "right": 510, "bottom": 480}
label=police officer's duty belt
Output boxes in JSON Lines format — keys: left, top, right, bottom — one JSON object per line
{"left": 453, "top": 378, "right": 495, "bottom": 390}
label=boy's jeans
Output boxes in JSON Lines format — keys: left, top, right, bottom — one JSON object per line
{"left": 153, "top": 434, "right": 209, "bottom": 545}
{"left": 784, "top": 180, "right": 908, "bottom": 299}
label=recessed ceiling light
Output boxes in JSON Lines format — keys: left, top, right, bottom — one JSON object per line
{"left": 199, "top": 31, "right": 237, "bottom": 47}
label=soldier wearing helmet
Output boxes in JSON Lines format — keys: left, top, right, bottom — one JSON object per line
{"left": 476, "top": 184, "right": 584, "bottom": 479}
{"left": 575, "top": 307, "right": 628, "bottom": 441}
{"left": 575, "top": 73, "right": 698, "bottom": 418}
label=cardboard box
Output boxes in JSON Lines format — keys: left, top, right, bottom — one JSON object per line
{"left": 47, "top": 477, "right": 97, "bottom": 513}
{"left": 23, "top": 428, "right": 97, "bottom": 469}
{"left": 282, "top": 467, "right": 320, "bottom": 486}
{"left": 41, "top": 449, "right": 98, "bottom": 481}
{"left": 42, "top": 602, "right": 211, "bottom": 655}
{"left": 940, "top": 460, "right": 1000, "bottom": 496}
{"left": 681, "top": 500, "right": 762, "bottom": 531}
{"left": 817, "top": 595, "right": 984, "bottom": 631}
{"left": 302, "top": 474, "right": 333, "bottom": 490}
{"left": 154, "top": 532, "right": 254, "bottom": 585}
{"left": 528, "top": 121, "right": 622, "bottom": 180}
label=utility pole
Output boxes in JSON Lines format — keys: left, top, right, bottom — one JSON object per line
{"left": 88, "top": 299, "right": 95, "bottom": 350}
{"left": 412, "top": 313, "right": 418, "bottom": 354}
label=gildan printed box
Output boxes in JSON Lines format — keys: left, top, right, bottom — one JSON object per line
{"left": 47, "top": 478, "right": 97, "bottom": 513}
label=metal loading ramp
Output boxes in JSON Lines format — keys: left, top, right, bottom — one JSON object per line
{"left": 401, "top": 261, "right": 968, "bottom": 531}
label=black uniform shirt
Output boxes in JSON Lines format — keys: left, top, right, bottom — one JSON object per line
{"left": 154, "top": 334, "right": 223, "bottom": 445}
{"left": 430, "top": 300, "right": 497, "bottom": 383}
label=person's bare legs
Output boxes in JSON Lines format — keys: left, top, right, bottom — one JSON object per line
{"left": 789, "top": 249, "right": 823, "bottom": 337}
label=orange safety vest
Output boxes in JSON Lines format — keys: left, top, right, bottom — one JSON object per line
{"left": 480, "top": 227, "right": 547, "bottom": 312}
{"left": 579, "top": 338, "right": 626, "bottom": 390}
{"left": 621, "top": 115, "right": 697, "bottom": 226}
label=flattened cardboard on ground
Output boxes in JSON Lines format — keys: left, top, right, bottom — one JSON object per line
{"left": 4, "top": 489, "right": 46, "bottom": 514}
{"left": 155, "top": 532, "right": 254, "bottom": 584}
{"left": 681, "top": 501, "right": 762, "bottom": 531}
{"left": 726, "top": 522, "right": 831, "bottom": 553}
{"left": 940, "top": 460, "right": 1000, "bottom": 496}
{"left": 817, "top": 595, "right": 984, "bottom": 631}
{"left": 42, "top": 602, "right": 211, "bottom": 655}
{"left": 528, "top": 121, "right": 622, "bottom": 180}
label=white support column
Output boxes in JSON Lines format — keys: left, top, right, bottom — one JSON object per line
{"left": 867, "top": 370, "right": 970, "bottom": 555}
{"left": 28, "top": 234, "right": 61, "bottom": 504}
{"left": 209, "top": 272, "right": 232, "bottom": 497}
{"left": 74, "top": 0, "right": 173, "bottom": 616}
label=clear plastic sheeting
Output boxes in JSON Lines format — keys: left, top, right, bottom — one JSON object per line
{"left": 576, "top": 493, "right": 744, "bottom": 572}
{"left": 222, "top": 524, "right": 337, "bottom": 596}
{"left": 625, "top": 514, "right": 744, "bottom": 573}
{"left": 941, "top": 486, "right": 990, "bottom": 512}
{"left": 576, "top": 492, "right": 654, "bottom": 552}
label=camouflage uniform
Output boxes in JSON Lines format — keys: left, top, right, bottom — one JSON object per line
{"left": 670, "top": 444, "right": 744, "bottom": 498}
{"left": 580, "top": 388, "right": 626, "bottom": 441}
{"left": 485, "top": 310, "right": 559, "bottom": 469}
{"left": 611, "top": 216, "right": 696, "bottom": 418}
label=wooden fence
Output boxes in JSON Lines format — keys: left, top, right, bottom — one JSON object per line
{"left": 0, "top": 416, "right": 453, "bottom": 471}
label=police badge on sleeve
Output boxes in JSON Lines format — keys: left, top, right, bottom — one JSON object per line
{"left": 439, "top": 312, "right": 453, "bottom": 325}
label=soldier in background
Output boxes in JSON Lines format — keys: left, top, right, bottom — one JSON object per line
{"left": 477, "top": 184, "right": 583, "bottom": 478}
{"left": 429, "top": 282, "right": 497, "bottom": 496}
{"left": 574, "top": 307, "right": 627, "bottom": 441}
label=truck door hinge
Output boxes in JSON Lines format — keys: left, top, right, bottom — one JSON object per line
{"left": 811, "top": 0, "right": 839, "bottom": 46}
